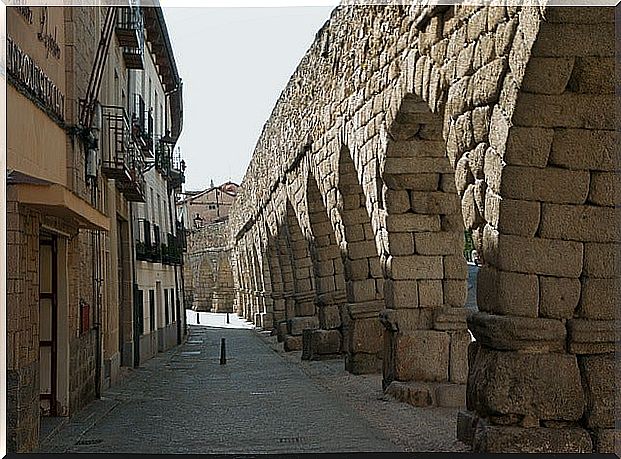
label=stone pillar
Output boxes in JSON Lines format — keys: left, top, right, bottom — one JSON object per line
{"left": 283, "top": 292, "right": 318, "bottom": 352}
{"left": 302, "top": 291, "right": 345, "bottom": 360}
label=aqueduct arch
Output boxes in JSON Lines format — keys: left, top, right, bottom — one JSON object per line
{"left": 228, "top": 5, "right": 617, "bottom": 453}
{"left": 303, "top": 172, "right": 347, "bottom": 360}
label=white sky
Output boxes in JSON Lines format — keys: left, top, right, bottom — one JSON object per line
{"left": 162, "top": 6, "right": 334, "bottom": 192}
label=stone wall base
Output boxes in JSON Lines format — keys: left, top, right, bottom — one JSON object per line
{"left": 276, "top": 321, "right": 287, "bottom": 342}
{"left": 120, "top": 340, "right": 134, "bottom": 367}
{"left": 386, "top": 380, "right": 465, "bottom": 408}
{"left": 283, "top": 335, "right": 302, "bottom": 352}
{"left": 260, "top": 312, "right": 273, "bottom": 330}
{"left": 157, "top": 322, "right": 178, "bottom": 353}
{"left": 458, "top": 409, "right": 620, "bottom": 454}
{"left": 103, "top": 352, "right": 121, "bottom": 390}
{"left": 473, "top": 421, "right": 593, "bottom": 453}
{"left": 301, "top": 329, "right": 342, "bottom": 360}
{"left": 345, "top": 352, "right": 382, "bottom": 375}
{"left": 7, "top": 362, "right": 39, "bottom": 452}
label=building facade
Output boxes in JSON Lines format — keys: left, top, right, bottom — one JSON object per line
{"left": 178, "top": 181, "right": 239, "bottom": 228}
{"left": 6, "top": 6, "right": 185, "bottom": 452}
{"left": 177, "top": 182, "right": 238, "bottom": 313}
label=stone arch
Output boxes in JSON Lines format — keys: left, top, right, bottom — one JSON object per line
{"left": 227, "top": 6, "right": 616, "bottom": 453}
{"left": 278, "top": 198, "right": 319, "bottom": 351}
{"left": 251, "top": 224, "right": 275, "bottom": 330}
{"left": 248, "top": 239, "right": 264, "bottom": 324}
{"left": 303, "top": 171, "right": 347, "bottom": 359}
{"left": 274, "top": 216, "right": 297, "bottom": 343}
{"left": 260, "top": 207, "right": 287, "bottom": 331}
{"left": 194, "top": 256, "right": 216, "bottom": 312}
{"left": 461, "top": 8, "right": 618, "bottom": 453}
{"left": 232, "top": 249, "right": 245, "bottom": 317}
{"left": 183, "top": 256, "right": 195, "bottom": 309}
{"left": 212, "top": 254, "right": 235, "bottom": 313}
{"left": 335, "top": 145, "right": 385, "bottom": 374}
{"left": 238, "top": 241, "right": 253, "bottom": 320}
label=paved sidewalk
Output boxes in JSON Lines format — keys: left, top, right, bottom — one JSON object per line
{"left": 262, "top": 335, "right": 469, "bottom": 452}
{"left": 39, "top": 311, "right": 401, "bottom": 454}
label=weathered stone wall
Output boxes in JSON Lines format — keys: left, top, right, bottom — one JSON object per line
{"left": 228, "top": 4, "right": 618, "bottom": 454}
{"left": 185, "top": 221, "right": 235, "bottom": 313}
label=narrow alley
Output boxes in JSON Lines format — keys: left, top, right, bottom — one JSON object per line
{"left": 38, "top": 312, "right": 465, "bottom": 454}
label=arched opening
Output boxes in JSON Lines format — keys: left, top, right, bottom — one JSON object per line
{"left": 249, "top": 241, "right": 265, "bottom": 326}
{"left": 212, "top": 253, "right": 235, "bottom": 313}
{"left": 183, "top": 257, "right": 195, "bottom": 310}
{"left": 279, "top": 199, "right": 319, "bottom": 351}
{"left": 336, "top": 145, "right": 385, "bottom": 374}
{"left": 238, "top": 242, "right": 253, "bottom": 321}
{"left": 252, "top": 234, "right": 275, "bottom": 331}
{"left": 274, "top": 220, "right": 296, "bottom": 345}
{"left": 194, "top": 256, "right": 216, "bottom": 312}
{"left": 303, "top": 172, "right": 347, "bottom": 360}
{"left": 266, "top": 234, "right": 286, "bottom": 329}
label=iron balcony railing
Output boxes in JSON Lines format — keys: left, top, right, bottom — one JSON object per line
{"left": 116, "top": 7, "right": 144, "bottom": 69}
{"left": 162, "top": 232, "right": 183, "bottom": 265}
{"left": 175, "top": 220, "right": 187, "bottom": 251}
{"left": 155, "top": 136, "right": 185, "bottom": 191}
{"left": 131, "top": 94, "right": 154, "bottom": 155}
{"left": 135, "top": 220, "right": 167, "bottom": 263}
{"left": 101, "top": 105, "right": 145, "bottom": 202}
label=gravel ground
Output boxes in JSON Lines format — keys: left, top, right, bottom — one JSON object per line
{"left": 258, "top": 330, "right": 470, "bottom": 452}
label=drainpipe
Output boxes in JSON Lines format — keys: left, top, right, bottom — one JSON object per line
{"left": 88, "top": 105, "right": 103, "bottom": 400}
{"left": 167, "top": 186, "right": 183, "bottom": 345}
{"left": 129, "top": 202, "right": 140, "bottom": 368}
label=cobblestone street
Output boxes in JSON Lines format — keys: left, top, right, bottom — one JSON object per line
{"left": 39, "top": 312, "right": 464, "bottom": 454}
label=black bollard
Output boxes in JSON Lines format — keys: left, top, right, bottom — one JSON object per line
{"left": 197, "top": 312, "right": 200, "bottom": 324}
{"left": 226, "top": 312, "right": 230, "bottom": 324}
{"left": 220, "top": 338, "right": 226, "bottom": 365}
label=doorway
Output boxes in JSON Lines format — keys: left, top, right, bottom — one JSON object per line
{"left": 39, "top": 234, "right": 57, "bottom": 416}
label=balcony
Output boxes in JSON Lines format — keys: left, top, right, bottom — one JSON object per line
{"left": 155, "top": 135, "right": 185, "bottom": 192}
{"left": 135, "top": 220, "right": 165, "bottom": 263}
{"left": 162, "top": 232, "right": 183, "bottom": 265}
{"left": 116, "top": 7, "right": 144, "bottom": 69}
{"left": 101, "top": 105, "right": 145, "bottom": 202}
{"left": 131, "top": 94, "right": 154, "bottom": 156}
{"left": 175, "top": 220, "right": 187, "bottom": 252}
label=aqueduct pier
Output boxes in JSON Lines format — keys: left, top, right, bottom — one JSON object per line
{"left": 225, "top": 5, "right": 617, "bottom": 453}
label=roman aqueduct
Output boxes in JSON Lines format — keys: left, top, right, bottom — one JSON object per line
{"left": 210, "top": 4, "right": 616, "bottom": 453}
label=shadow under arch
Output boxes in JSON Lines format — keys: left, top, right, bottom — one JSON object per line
{"left": 303, "top": 170, "right": 348, "bottom": 360}
{"left": 194, "top": 256, "right": 216, "bottom": 312}
{"left": 274, "top": 198, "right": 319, "bottom": 351}
{"left": 336, "top": 144, "right": 385, "bottom": 374}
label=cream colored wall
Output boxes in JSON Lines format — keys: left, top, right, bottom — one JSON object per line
{"left": 132, "top": 34, "right": 177, "bottom": 336}
{"left": 7, "top": 86, "right": 68, "bottom": 185}
{"left": 99, "top": 22, "right": 130, "bottom": 368}
{"left": 7, "top": 7, "right": 67, "bottom": 185}
{"left": 136, "top": 264, "right": 175, "bottom": 334}
{"left": 103, "top": 180, "right": 120, "bottom": 361}
{"left": 187, "top": 189, "right": 237, "bottom": 225}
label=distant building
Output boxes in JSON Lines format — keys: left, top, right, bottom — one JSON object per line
{"left": 177, "top": 181, "right": 239, "bottom": 228}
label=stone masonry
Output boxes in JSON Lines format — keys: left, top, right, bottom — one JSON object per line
{"left": 185, "top": 221, "right": 235, "bottom": 313}
{"left": 227, "top": 4, "right": 618, "bottom": 454}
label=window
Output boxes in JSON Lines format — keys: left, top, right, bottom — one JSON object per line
{"left": 150, "top": 188, "right": 155, "bottom": 223}
{"left": 164, "top": 288, "right": 169, "bottom": 325}
{"left": 149, "top": 289, "right": 155, "bottom": 332}
{"left": 208, "top": 204, "right": 216, "bottom": 210}
{"left": 135, "top": 289, "right": 144, "bottom": 335}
